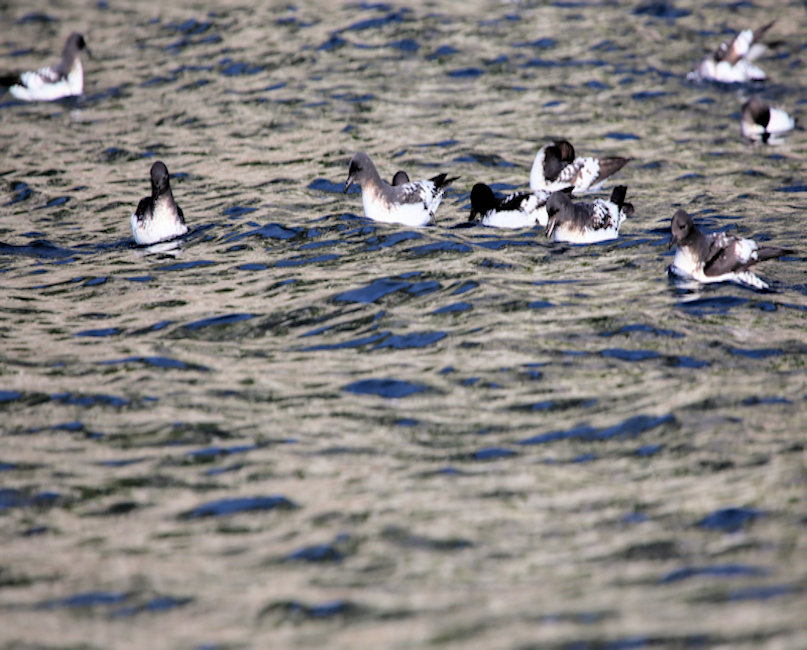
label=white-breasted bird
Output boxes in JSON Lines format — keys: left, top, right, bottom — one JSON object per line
{"left": 469, "top": 183, "right": 554, "bottom": 228}
{"left": 545, "top": 185, "right": 632, "bottom": 244}
{"left": 131, "top": 161, "right": 188, "bottom": 246}
{"left": 687, "top": 22, "right": 775, "bottom": 83}
{"left": 668, "top": 209, "right": 793, "bottom": 290}
{"left": 741, "top": 97, "right": 795, "bottom": 144}
{"left": 2, "top": 33, "right": 90, "bottom": 102}
{"left": 529, "top": 140, "right": 630, "bottom": 195}
{"left": 344, "top": 152, "right": 456, "bottom": 227}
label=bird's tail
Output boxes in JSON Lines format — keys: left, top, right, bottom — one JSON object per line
{"left": 608, "top": 185, "right": 628, "bottom": 210}
{"left": 429, "top": 173, "right": 459, "bottom": 190}
{"left": 756, "top": 245, "right": 794, "bottom": 262}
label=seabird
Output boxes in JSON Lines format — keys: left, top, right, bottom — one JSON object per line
{"left": 529, "top": 140, "right": 630, "bottom": 195}
{"left": 545, "top": 185, "right": 631, "bottom": 244}
{"left": 741, "top": 97, "right": 795, "bottom": 144}
{"left": 668, "top": 209, "right": 793, "bottom": 290}
{"left": 344, "top": 152, "right": 456, "bottom": 227}
{"left": 2, "top": 33, "right": 90, "bottom": 102}
{"left": 687, "top": 22, "right": 775, "bottom": 83}
{"left": 131, "top": 161, "right": 188, "bottom": 246}
{"left": 469, "top": 183, "right": 553, "bottom": 228}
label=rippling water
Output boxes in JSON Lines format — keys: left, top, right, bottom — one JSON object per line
{"left": 2, "top": 1, "right": 807, "bottom": 648}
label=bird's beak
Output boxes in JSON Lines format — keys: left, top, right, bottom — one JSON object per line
{"left": 343, "top": 175, "right": 354, "bottom": 194}
{"left": 545, "top": 220, "right": 556, "bottom": 239}
{"left": 668, "top": 233, "right": 678, "bottom": 250}
{"left": 84, "top": 46, "right": 94, "bottom": 59}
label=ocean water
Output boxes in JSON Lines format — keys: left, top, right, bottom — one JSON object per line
{"left": 1, "top": 1, "right": 806, "bottom": 648}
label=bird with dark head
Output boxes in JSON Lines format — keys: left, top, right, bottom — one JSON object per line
{"left": 469, "top": 183, "right": 499, "bottom": 222}
{"left": 668, "top": 209, "right": 793, "bottom": 289}
{"left": 668, "top": 209, "right": 696, "bottom": 250}
{"left": 469, "top": 183, "right": 553, "bottom": 229}
{"left": 2, "top": 32, "right": 91, "bottom": 101}
{"left": 131, "top": 161, "right": 188, "bottom": 246}
{"left": 545, "top": 185, "right": 630, "bottom": 243}
{"left": 688, "top": 22, "right": 775, "bottom": 83}
{"left": 741, "top": 97, "right": 795, "bottom": 144}
{"left": 530, "top": 139, "right": 630, "bottom": 195}
{"left": 344, "top": 152, "right": 456, "bottom": 227}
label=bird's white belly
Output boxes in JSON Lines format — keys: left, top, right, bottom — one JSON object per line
{"left": 672, "top": 246, "right": 705, "bottom": 280}
{"left": 552, "top": 224, "right": 619, "bottom": 244}
{"left": 673, "top": 247, "right": 767, "bottom": 289}
{"left": 10, "top": 64, "right": 83, "bottom": 102}
{"left": 362, "top": 191, "right": 431, "bottom": 227}
{"left": 131, "top": 202, "right": 187, "bottom": 245}
{"left": 482, "top": 206, "right": 545, "bottom": 229}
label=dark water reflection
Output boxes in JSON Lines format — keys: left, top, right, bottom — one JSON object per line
{"left": 2, "top": 0, "right": 807, "bottom": 648}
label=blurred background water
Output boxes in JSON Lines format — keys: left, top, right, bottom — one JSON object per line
{"left": 1, "top": 0, "right": 806, "bottom": 648}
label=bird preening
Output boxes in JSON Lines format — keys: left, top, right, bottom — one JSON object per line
{"left": 530, "top": 140, "right": 630, "bottom": 195}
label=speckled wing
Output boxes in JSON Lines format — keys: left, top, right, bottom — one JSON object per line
{"left": 19, "top": 66, "right": 64, "bottom": 89}
{"left": 725, "top": 21, "right": 773, "bottom": 64}
{"left": 500, "top": 191, "right": 543, "bottom": 214}
{"left": 393, "top": 180, "right": 437, "bottom": 214}
{"left": 427, "top": 173, "right": 456, "bottom": 214}
{"left": 703, "top": 233, "right": 756, "bottom": 276}
{"left": 555, "top": 160, "right": 585, "bottom": 188}
{"left": 573, "top": 156, "right": 629, "bottom": 191}
{"left": 587, "top": 200, "right": 613, "bottom": 230}
{"left": 723, "top": 30, "right": 753, "bottom": 64}
{"left": 573, "top": 158, "right": 603, "bottom": 190}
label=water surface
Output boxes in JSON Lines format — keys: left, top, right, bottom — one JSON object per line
{"left": 1, "top": 1, "right": 807, "bottom": 648}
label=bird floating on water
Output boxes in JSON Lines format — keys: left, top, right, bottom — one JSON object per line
{"left": 469, "top": 183, "right": 554, "bottom": 228}
{"left": 344, "top": 152, "right": 457, "bottom": 227}
{"left": 668, "top": 209, "right": 792, "bottom": 290}
{"left": 529, "top": 140, "right": 630, "bottom": 196}
{"left": 741, "top": 97, "right": 795, "bottom": 144}
{"left": 2, "top": 33, "right": 90, "bottom": 102}
{"left": 687, "top": 22, "right": 775, "bottom": 83}
{"left": 131, "top": 161, "right": 188, "bottom": 246}
{"left": 545, "top": 185, "right": 631, "bottom": 244}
